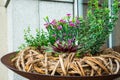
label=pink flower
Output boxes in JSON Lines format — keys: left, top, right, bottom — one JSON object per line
{"left": 69, "top": 21, "right": 75, "bottom": 27}
{"left": 50, "top": 19, "right": 57, "bottom": 25}
{"left": 76, "top": 20, "right": 80, "bottom": 24}
{"left": 59, "top": 19, "right": 66, "bottom": 23}
{"left": 68, "top": 39, "right": 72, "bottom": 44}
{"left": 56, "top": 40, "right": 60, "bottom": 44}
{"left": 44, "top": 23, "right": 49, "bottom": 28}
{"left": 57, "top": 25, "right": 62, "bottom": 30}
{"left": 52, "top": 34, "right": 56, "bottom": 37}
{"left": 66, "top": 13, "right": 71, "bottom": 17}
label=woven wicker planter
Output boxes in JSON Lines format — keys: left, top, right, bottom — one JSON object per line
{"left": 1, "top": 52, "right": 120, "bottom": 80}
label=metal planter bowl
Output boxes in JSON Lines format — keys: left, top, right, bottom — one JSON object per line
{"left": 1, "top": 52, "right": 120, "bottom": 80}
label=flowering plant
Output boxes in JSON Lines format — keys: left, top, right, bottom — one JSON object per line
{"left": 11, "top": 0, "right": 120, "bottom": 77}
{"left": 44, "top": 14, "right": 80, "bottom": 53}
{"left": 19, "top": 0, "right": 119, "bottom": 55}
{"left": 44, "top": 0, "right": 119, "bottom": 55}
{"left": 44, "top": 14, "right": 80, "bottom": 44}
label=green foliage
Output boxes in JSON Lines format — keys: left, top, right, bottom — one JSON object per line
{"left": 44, "top": 0, "right": 120, "bottom": 54}
{"left": 76, "top": 0, "right": 120, "bottom": 54}
{"left": 19, "top": 27, "right": 49, "bottom": 50}
{"left": 44, "top": 14, "right": 81, "bottom": 53}
{"left": 44, "top": 15, "right": 79, "bottom": 46}
{"left": 19, "top": 0, "right": 119, "bottom": 55}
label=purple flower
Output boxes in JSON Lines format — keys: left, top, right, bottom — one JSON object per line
{"left": 56, "top": 40, "right": 60, "bottom": 44}
{"left": 69, "top": 21, "right": 75, "bottom": 27}
{"left": 57, "top": 25, "right": 62, "bottom": 30}
{"left": 76, "top": 20, "right": 80, "bottom": 24}
{"left": 44, "top": 23, "right": 49, "bottom": 28}
{"left": 68, "top": 39, "right": 72, "bottom": 44}
{"left": 66, "top": 13, "right": 71, "bottom": 17}
{"left": 71, "top": 37, "right": 75, "bottom": 42}
{"left": 52, "top": 34, "right": 56, "bottom": 37}
{"left": 59, "top": 19, "right": 66, "bottom": 23}
{"left": 50, "top": 19, "right": 57, "bottom": 25}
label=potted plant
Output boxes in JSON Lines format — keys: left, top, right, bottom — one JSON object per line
{"left": 1, "top": 0, "right": 120, "bottom": 80}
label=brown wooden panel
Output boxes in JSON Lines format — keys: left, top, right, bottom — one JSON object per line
{"left": 112, "top": 14, "right": 120, "bottom": 53}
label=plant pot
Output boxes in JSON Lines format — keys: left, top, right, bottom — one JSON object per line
{"left": 1, "top": 52, "right": 120, "bottom": 80}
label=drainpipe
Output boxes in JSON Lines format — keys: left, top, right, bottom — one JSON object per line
{"left": 108, "top": 0, "right": 113, "bottom": 48}
{"left": 78, "top": 0, "right": 83, "bottom": 17}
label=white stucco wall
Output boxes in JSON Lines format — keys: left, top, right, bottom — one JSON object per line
{"left": 0, "top": 0, "right": 120, "bottom": 80}
{"left": 0, "top": 6, "right": 8, "bottom": 80}
{"left": 0, "top": 0, "right": 7, "bottom": 6}
{"left": 7, "top": 0, "right": 74, "bottom": 80}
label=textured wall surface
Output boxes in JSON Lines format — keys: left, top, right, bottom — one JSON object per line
{"left": 39, "top": 1, "right": 73, "bottom": 31}
{"left": 0, "top": 7, "right": 8, "bottom": 80}
{"left": 8, "top": 0, "right": 73, "bottom": 80}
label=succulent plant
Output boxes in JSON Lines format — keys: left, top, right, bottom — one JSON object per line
{"left": 52, "top": 40, "right": 78, "bottom": 53}
{"left": 44, "top": 0, "right": 119, "bottom": 55}
{"left": 19, "top": 0, "right": 119, "bottom": 56}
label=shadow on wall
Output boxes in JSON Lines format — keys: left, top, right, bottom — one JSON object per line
{"left": 113, "top": 46, "right": 120, "bottom": 53}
